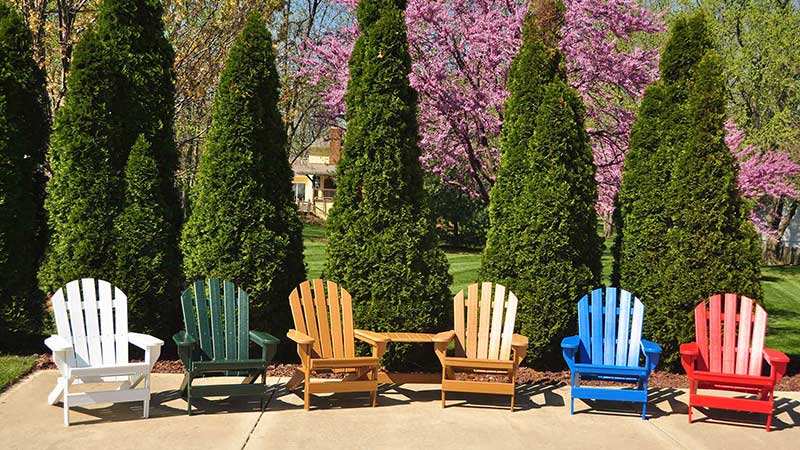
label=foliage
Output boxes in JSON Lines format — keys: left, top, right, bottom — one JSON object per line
{"left": 181, "top": 14, "right": 305, "bottom": 350}
{"left": 39, "top": 0, "right": 182, "bottom": 335}
{"left": 301, "top": 0, "right": 662, "bottom": 215}
{"left": 0, "top": 355, "right": 37, "bottom": 391}
{"left": 0, "top": 1, "right": 49, "bottom": 346}
{"left": 480, "top": 3, "right": 602, "bottom": 368}
{"left": 426, "top": 175, "right": 488, "bottom": 249}
{"left": 324, "top": 0, "right": 451, "bottom": 370}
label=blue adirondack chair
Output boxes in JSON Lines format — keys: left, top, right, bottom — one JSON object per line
{"left": 561, "top": 287, "right": 662, "bottom": 419}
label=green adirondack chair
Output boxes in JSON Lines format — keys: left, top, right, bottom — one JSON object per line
{"left": 173, "top": 278, "right": 279, "bottom": 415}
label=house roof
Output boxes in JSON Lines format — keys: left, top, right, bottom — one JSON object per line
{"left": 292, "top": 160, "right": 336, "bottom": 176}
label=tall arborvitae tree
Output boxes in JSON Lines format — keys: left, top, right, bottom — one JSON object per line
{"left": 661, "top": 50, "right": 762, "bottom": 363}
{"left": 480, "top": 0, "right": 601, "bottom": 367}
{"left": 615, "top": 11, "right": 762, "bottom": 366}
{"left": 39, "top": 0, "right": 181, "bottom": 335}
{"left": 0, "top": 2, "right": 50, "bottom": 348}
{"left": 181, "top": 14, "right": 305, "bottom": 348}
{"left": 325, "top": 0, "right": 451, "bottom": 369}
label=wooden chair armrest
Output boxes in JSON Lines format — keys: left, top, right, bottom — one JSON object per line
{"left": 640, "top": 339, "right": 662, "bottom": 356}
{"left": 561, "top": 335, "right": 579, "bottom": 350}
{"left": 172, "top": 330, "right": 198, "bottom": 348}
{"left": 45, "top": 335, "right": 72, "bottom": 352}
{"left": 129, "top": 332, "right": 165, "bottom": 349}
{"left": 511, "top": 333, "right": 528, "bottom": 349}
{"left": 432, "top": 330, "right": 456, "bottom": 343}
{"left": 287, "top": 329, "right": 315, "bottom": 345}
{"left": 249, "top": 331, "right": 280, "bottom": 348}
{"left": 354, "top": 329, "right": 390, "bottom": 345}
{"left": 680, "top": 342, "right": 699, "bottom": 375}
{"left": 763, "top": 348, "right": 790, "bottom": 366}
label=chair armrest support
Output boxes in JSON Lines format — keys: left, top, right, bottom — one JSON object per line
{"left": 432, "top": 330, "right": 456, "bottom": 344}
{"left": 172, "top": 330, "right": 198, "bottom": 348}
{"left": 249, "top": 331, "right": 280, "bottom": 347}
{"left": 512, "top": 333, "right": 528, "bottom": 361}
{"left": 561, "top": 335, "right": 580, "bottom": 371}
{"left": 354, "top": 329, "right": 390, "bottom": 345}
{"left": 680, "top": 342, "right": 699, "bottom": 375}
{"left": 764, "top": 347, "right": 790, "bottom": 383}
{"left": 287, "top": 329, "right": 315, "bottom": 345}
{"left": 641, "top": 339, "right": 662, "bottom": 372}
{"left": 45, "top": 335, "right": 73, "bottom": 353}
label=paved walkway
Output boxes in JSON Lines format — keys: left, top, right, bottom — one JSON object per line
{"left": 1, "top": 370, "right": 798, "bottom": 449}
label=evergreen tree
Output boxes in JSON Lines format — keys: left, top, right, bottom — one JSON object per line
{"left": 115, "top": 135, "right": 180, "bottom": 337}
{"left": 325, "top": 0, "right": 451, "bottom": 369}
{"left": 480, "top": 1, "right": 601, "bottom": 367}
{"left": 615, "top": 11, "right": 761, "bottom": 366}
{"left": 0, "top": 2, "right": 50, "bottom": 347}
{"left": 39, "top": 0, "right": 181, "bottom": 334}
{"left": 181, "top": 14, "right": 305, "bottom": 347}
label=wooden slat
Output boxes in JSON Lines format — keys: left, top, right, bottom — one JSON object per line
{"left": 180, "top": 288, "right": 198, "bottom": 340}
{"left": 722, "top": 293, "right": 737, "bottom": 374}
{"left": 341, "top": 286, "right": 355, "bottom": 357}
{"left": 444, "top": 357, "right": 514, "bottom": 370}
{"left": 735, "top": 296, "right": 753, "bottom": 375}
{"left": 209, "top": 279, "right": 224, "bottom": 360}
{"left": 441, "top": 379, "right": 514, "bottom": 395}
{"left": 97, "top": 281, "right": 116, "bottom": 366}
{"left": 487, "top": 284, "right": 505, "bottom": 360}
{"left": 224, "top": 281, "right": 237, "bottom": 359}
{"left": 627, "top": 298, "right": 644, "bottom": 367}
{"left": 466, "top": 283, "right": 479, "bottom": 358}
{"left": 327, "top": 281, "right": 345, "bottom": 358}
{"left": 193, "top": 279, "right": 212, "bottom": 357}
{"left": 51, "top": 289, "right": 76, "bottom": 367}
{"left": 237, "top": 288, "right": 249, "bottom": 360}
{"left": 615, "top": 290, "right": 631, "bottom": 366}
{"left": 308, "top": 380, "right": 377, "bottom": 394}
{"left": 603, "top": 288, "right": 617, "bottom": 365}
{"left": 748, "top": 304, "right": 767, "bottom": 376}
{"left": 477, "top": 282, "right": 493, "bottom": 359}
{"left": 310, "top": 357, "right": 380, "bottom": 370}
{"left": 313, "top": 279, "right": 333, "bottom": 358}
{"left": 577, "top": 295, "right": 590, "bottom": 363}
{"left": 299, "top": 281, "right": 321, "bottom": 356}
{"left": 591, "top": 289, "right": 603, "bottom": 364}
{"left": 695, "top": 301, "right": 709, "bottom": 371}
{"left": 453, "top": 290, "right": 466, "bottom": 357}
{"left": 288, "top": 288, "right": 306, "bottom": 334}
{"left": 709, "top": 294, "right": 722, "bottom": 372}
{"left": 81, "top": 279, "right": 102, "bottom": 366}
{"left": 113, "top": 287, "right": 128, "bottom": 364}
{"left": 66, "top": 280, "right": 89, "bottom": 367}
{"left": 498, "top": 291, "right": 518, "bottom": 360}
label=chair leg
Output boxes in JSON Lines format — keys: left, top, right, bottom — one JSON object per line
{"left": 510, "top": 393, "right": 515, "bottom": 412}
{"left": 186, "top": 374, "right": 193, "bottom": 416}
{"left": 641, "top": 402, "right": 647, "bottom": 420}
{"left": 143, "top": 374, "right": 151, "bottom": 419}
{"left": 570, "top": 396, "right": 574, "bottom": 415}
{"left": 63, "top": 380, "right": 70, "bottom": 426}
{"left": 440, "top": 365, "right": 447, "bottom": 409}
{"left": 303, "top": 369, "right": 311, "bottom": 411}
{"left": 370, "top": 367, "right": 378, "bottom": 407}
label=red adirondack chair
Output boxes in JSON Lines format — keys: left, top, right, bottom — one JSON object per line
{"left": 680, "top": 293, "right": 789, "bottom": 431}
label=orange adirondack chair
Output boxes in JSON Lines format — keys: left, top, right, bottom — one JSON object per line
{"left": 434, "top": 282, "right": 528, "bottom": 411}
{"left": 285, "top": 279, "right": 389, "bottom": 410}
{"left": 680, "top": 294, "right": 789, "bottom": 431}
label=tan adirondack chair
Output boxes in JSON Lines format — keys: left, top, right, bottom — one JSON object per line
{"left": 285, "top": 279, "right": 389, "bottom": 410}
{"left": 434, "top": 282, "right": 528, "bottom": 411}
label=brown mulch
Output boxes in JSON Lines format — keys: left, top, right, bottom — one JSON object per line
{"left": 30, "top": 355, "right": 800, "bottom": 391}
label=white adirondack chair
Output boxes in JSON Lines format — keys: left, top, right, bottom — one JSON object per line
{"left": 44, "top": 279, "right": 163, "bottom": 426}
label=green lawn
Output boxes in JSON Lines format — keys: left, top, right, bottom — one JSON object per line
{"left": 303, "top": 224, "right": 798, "bottom": 356}
{"left": 0, "top": 355, "right": 37, "bottom": 392}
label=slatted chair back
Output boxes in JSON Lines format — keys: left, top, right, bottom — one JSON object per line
{"left": 179, "top": 279, "right": 251, "bottom": 362}
{"left": 51, "top": 279, "right": 129, "bottom": 368}
{"left": 453, "top": 282, "right": 518, "bottom": 361}
{"left": 289, "top": 280, "right": 356, "bottom": 359}
{"left": 693, "top": 293, "right": 767, "bottom": 376}
{"left": 577, "top": 287, "right": 645, "bottom": 367}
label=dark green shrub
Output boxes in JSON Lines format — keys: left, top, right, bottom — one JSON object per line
{"left": 426, "top": 176, "right": 488, "bottom": 249}
{"left": 480, "top": 4, "right": 602, "bottom": 368}
{"left": 0, "top": 1, "right": 50, "bottom": 347}
{"left": 181, "top": 14, "right": 305, "bottom": 354}
{"left": 325, "top": 0, "right": 451, "bottom": 369}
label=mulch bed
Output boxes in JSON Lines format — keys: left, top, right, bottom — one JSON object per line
{"left": 31, "top": 355, "right": 800, "bottom": 390}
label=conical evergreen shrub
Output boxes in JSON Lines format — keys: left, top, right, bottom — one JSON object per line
{"left": 39, "top": 0, "right": 181, "bottom": 337}
{"left": 480, "top": 1, "right": 601, "bottom": 367}
{"left": 0, "top": 1, "right": 50, "bottom": 347}
{"left": 325, "top": 0, "right": 451, "bottom": 369}
{"left": 181, "top": 14, "right": 305, "bottom": 350}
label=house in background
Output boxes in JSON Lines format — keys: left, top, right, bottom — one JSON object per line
{"left": 292, "top": 127, "right": 342, "bottom": 219}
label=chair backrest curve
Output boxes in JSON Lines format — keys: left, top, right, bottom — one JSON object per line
{"left": 453, "top": 282, "right": 518, "bottom": 361}
{"left": 289, "top": 279, "right": 356, "bottom": 359}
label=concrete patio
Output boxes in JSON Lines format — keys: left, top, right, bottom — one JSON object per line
{"left": 1, "top": 370, "right": 798, "bottom": 450}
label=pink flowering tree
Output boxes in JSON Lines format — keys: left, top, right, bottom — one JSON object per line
{"left": 725, "top": 119, "right": 800, "bottom": 240}
{"left": 301, "top": 0, "right": 661, "bottom": 213}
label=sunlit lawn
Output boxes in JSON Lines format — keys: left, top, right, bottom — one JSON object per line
{"left": 0, "top": 355, "right": 37, "bottom": 392}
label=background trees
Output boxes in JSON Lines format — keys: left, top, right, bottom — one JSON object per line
{"left": 39, "top": 0, "right": 181, "bottom": 338}
{"left": 480, "top": 1, "right": 601, "bottom": 367}
{"left": 181, "top": 13, "right": 305, "bottom": 348}
{"left": 325, "top": 0, "right": 451, "bottom": 369}
{"left": 0, "top": 1, "right": 49, "bottom": 349}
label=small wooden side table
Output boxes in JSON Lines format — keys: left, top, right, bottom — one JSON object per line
{"left": 375, "top": 332, "right": 445, "bottom": 385}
